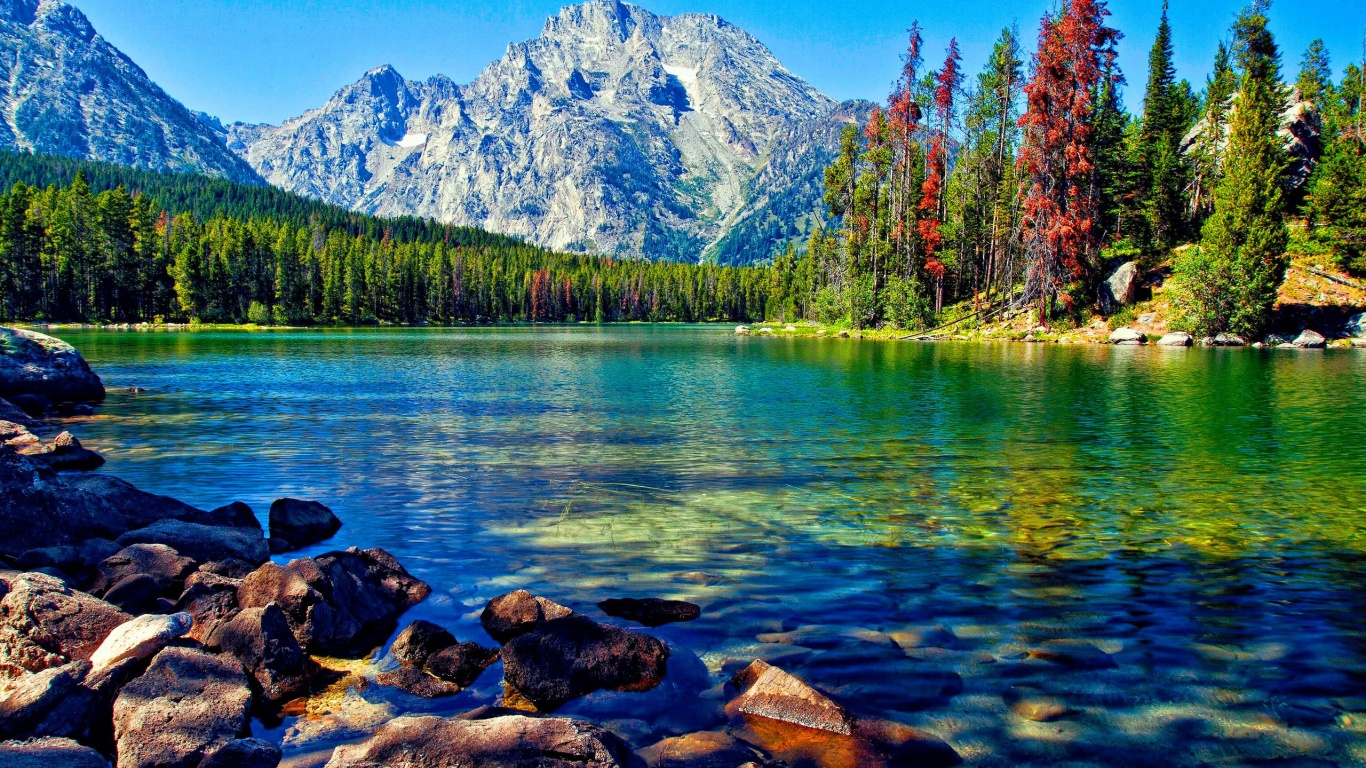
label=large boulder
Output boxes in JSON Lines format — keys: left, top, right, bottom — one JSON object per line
{"left": 1108, "top": 328, "right": 1146, "bottom": 346}
{"left": 0, "top": 450, "right": 217, "bottom": 560}
{"left": 323, "top": 714, "right": 633, "bottom": 768}
{"left": 116, "top": 520, "right": 268, "bottom": 567}
{"left": 0, "top": 571, "right": 129, "bottom": 681}
{"left": 1100, "top": 262, "right": 1139, "bottom": 313}
{"left": 175, "top": 571, "right": 243, "bottom": 645}
{"left": 205, "top": 604, "right": 316, "bottom": 705}
{"left": 1292, "top": 329, "right": 1327, "bottom": 349}
{"left": 1156, "top": 332, "right": 1194, "bottom": 347}
{"left": 92, "top": 544, "right": 197, "bottom": 602}
{"left": 237, "top": 548, "right": 430, "bottom": 656}
{"left": 0, "top": 327, "right": 105, "bottom": 402}
{"left": 1348, "top": 313, "right": 1366, "bottom": 338}
{"left": 0, "top": 737, "right": 109, "bottom": 768}
{"left": 112, "top": 647, "right": 252, "bottom": 768}
{"left": 726, "top": 659, "right": 853, "bottom": 734}
{"left": 88, "top": 613, "right": 192, "bottom": 675}
{"left": 501, "top": 614, "right": 670, "bottom": 712}
{"left": 0, "top": 656, "right": 143, "bottom": 746}
{"left": 480, "top": 590, "right": 574, "bottom": 644}
{"left": 204, "top": 502, "right": 261, "bottom": 531}
{"left": 267, "top": 499, "right": 341, "bottom": 548}
{"left": 199, "top": 738, "right": 281, "bottom": 768}
{"left": 599, "top": 597, "right": 701, "bottom": 627}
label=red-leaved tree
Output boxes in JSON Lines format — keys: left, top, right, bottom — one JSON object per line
{"left": 919, "top": 39, "right": 962, "bottom": 313}
{"left": 1017, "top": 0, "right": 1120, "bottom": 321}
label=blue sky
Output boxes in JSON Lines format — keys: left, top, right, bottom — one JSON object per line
{"left": 77, "top": 0, "right": 1365, "bottom": 125}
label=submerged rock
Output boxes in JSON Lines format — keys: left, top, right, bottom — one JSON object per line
{"left": 639, "top": 730, "right": 774, "bottom": 768}
{"left": 116, "top": 520, "right": 269, "bottom": 567}
{"left": 1026, "top": 640, "right": 1117, "bottom": 669}
{"left": 599, "top": 597, "right": 701, "bottom": 627}
{"left": 0, "top": 737, "right": 108, "bottom": 768}
{"left": 237, "top": 548, "right": 430, "bottom": 656}
{"left": 323, "top": 714, "right": 633, "bottom": 768}
{"left": 268, "top": 498, "right": 342, "bottom": 548}
{"left": 502, "top": 614, "right": 670, "bottom": 712}
{"left": 480, "top": 590, "right": 574, "bottom": 644}
{"left": 0, "top": 571, "right": 129, "bottom": 681}
{"left": 0, "top": 327, "right": 105, "bottom": 402}
{"left": 112, "top": 647, "right": 252, "bottom": 768}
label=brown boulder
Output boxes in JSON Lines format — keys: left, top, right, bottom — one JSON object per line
{"left": 480, "top": 590, "right": 574, "bottom": 644}
{"left": 599, "top": 597, "right": 701, "bottom": 627}
{"left": 199, "top": 738, "right": 281, "bottom": 768}
{"left": 92, "top": 544, "right": 197, "bottom": 599}
{"left": 379, "top": 620, "right": 497, "bottom": 698}
{"left": 323, "top": 714, "right": 633, "bottom": 768}
{"left": 389, "top": 619, "right": 454, "bottom": 668}
{"left": 175, "top": 572, "right": 242, "bottom": 644}
{"left": 112, "top": 647, "right": 252, "bottom": 768}
{"left": 502, "top": 614, "right": 670, "bottom": 712}
{"left": 237, "top": 548, "right": 430, "bottom": 656}
{"left": 205, "top": 604, "right": 318, "bottom": 705}
{"left": 726, "top": 659, "right": 852, "bottom": 734}
{"left": 0, "top": 571, "right": 129, "bottom": 681}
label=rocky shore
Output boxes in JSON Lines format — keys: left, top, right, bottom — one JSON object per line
{"left": 0, "top": 327, "right": 963, "bottom": 767}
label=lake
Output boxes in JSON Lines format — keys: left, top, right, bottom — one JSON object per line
{"left": 44, "top": 326, "right": 1366, "bottom": 766}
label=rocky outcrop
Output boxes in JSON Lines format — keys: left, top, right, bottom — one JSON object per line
{"left": 599, "top": 597, "right": 701, "bottom": 627}
{"left": 0, "top": 327, "right": 104, "bottom": 402}
{"left": 116, "top": 520, "right": 269, "bottom": 566}
{"left": 1348, "top": 313, "right": 1365, "bottom": 338}
{"left": 0, "top": 2, "right": 261, "bottom": 182}
{"left": 0, "top": 737, "right": 108, "bottom": 768}
{"left": 0, "top": 449, "right": 225, "bottom": 559}
{"left": 0, "top": 570, "right": 129, "bottom": 680}
{"left": 237, "top": 548, "right": 430, "bottom": 656}
{"left": 502, "top": 614, "right": 670, "bottom": 711}
{"left": 112, "top": 647, "right": 253, "bottom": 768}
{"left": 323, "top": 714, "right": 634, "bottom": 768}
{"left": 480, "top": 590, "right": 575, "bottom": 644}
{"left": 267, "top": 498, "right": 341, "bottom": 549}
{"left": 88, "top": 613, "right": 191, "bottom": 675}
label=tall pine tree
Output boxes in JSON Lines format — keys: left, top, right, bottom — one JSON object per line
{"left": 1138, "top": 2, "right": 1190, "bottom": 252}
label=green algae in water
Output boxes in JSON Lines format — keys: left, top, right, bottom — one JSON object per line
{"left": 46, "top": 326, "right": 1366, "bottom": 766}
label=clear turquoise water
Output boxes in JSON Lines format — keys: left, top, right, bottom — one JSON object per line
{"left": 45, "top": 327, "right": 1366, "bottom": 766}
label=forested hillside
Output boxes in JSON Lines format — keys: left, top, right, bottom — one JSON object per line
{"left": 0, "top": 152, "right": 773, "bottom": 325}
{"left": 769, "top": 0, "right": 1366, "bottom": 338}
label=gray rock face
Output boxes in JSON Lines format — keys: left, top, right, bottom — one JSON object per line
{"left": 112, "top": 647, "right": 252, "bottom": 768}
{"left": 1101, "top": 262, "right": 1139, "bottom": 312}
{"left": 1108, "top": 328, "right": 1146, "bottom": 346}
{"left": 1156, "top": 332, "right": 1194, "bottom": 347}
{"left": 1292, "top": 329, "right": 1327, "bottom": 349}
{"left": 0, "top": 570, "right": 129, "bottom": 681}
{"left": 323, "top": 714, "right": 633, "bottom": 768}
{"left": 1347, "top": 313, "right": 1365, "bottom": 338}
{"left": 0, "top": 2, "right": 259, "bottom": 182}
{"left": 0, "top": 327, "right": 104, "bottom": 402}
{"left": 0, "top": 737, "right": 108, "bottom": 768}
{"left": 229, "top": 0, "right": 865, "bottom": 263}
{"left": 115, "top": 520, "right": 269, "bottom": 566}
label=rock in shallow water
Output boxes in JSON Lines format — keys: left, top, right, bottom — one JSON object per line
{"left": 502, "top": 614, "right": 670, "bottom": 712}
{"left": 726, "top": 659, "right": 852, "bottom": 734}
{"left": 639, "top": 730, "right": 774, "bottom": 768}
{"left": 481, "top": 589, "right": 574, "bottom": 644}
{"left": 268, "top": 498, "right": 342, "bottom": 549}
{"left": 0, "top": 327, "right": 105, "bottom": 402}
{"left": 599, "top": 597, "right": 701, "bottom": 627}
{"left": 323, "top": 714, "right": 634, "bottom": 768}
{"left": 237, "top": 548, "right": 430, "bottom": 657}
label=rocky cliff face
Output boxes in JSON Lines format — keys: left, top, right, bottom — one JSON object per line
{"left": 0, "top": 0, "right": 261, "bottom": 183}
{"left": 230, "top": 0, "right": 861, "bottom": 262}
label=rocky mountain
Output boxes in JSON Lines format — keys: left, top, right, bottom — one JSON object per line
{"left": 229, "top": 0, "right": 868, "bottom": 263}
{"left": 0, "top": 0, "right": 260, "bottom": 184}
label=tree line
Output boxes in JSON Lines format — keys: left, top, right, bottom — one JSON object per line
{"left": 0, "top": 154, "right": 775, "bottom": 325}
{"left": 770, "top": 0, "right": 1366, "bottom": 338}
